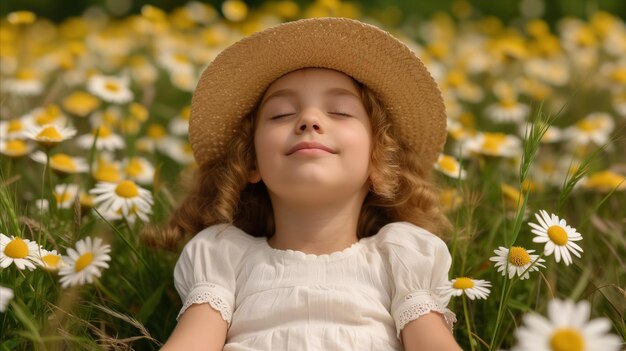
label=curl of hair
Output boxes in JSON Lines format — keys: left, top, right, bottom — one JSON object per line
{"left": 143, "top": 78, "right": 452, "bottom": 250}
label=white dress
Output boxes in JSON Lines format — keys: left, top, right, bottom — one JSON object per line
{"left": 173, "top": 221, "right": 457, "bottom": 350}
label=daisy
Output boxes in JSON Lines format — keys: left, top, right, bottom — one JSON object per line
{"left": 563, "top": 112, "right": 614, "bottom": 147}
{"left": 122, "top": 156, "right": 155, "bottom": 185}
{"left": 529, "top": 210, "right": 583, "bottom": 266}
{"left": 463, "top": 132, "right": 522, "bottom": 158}
{"left": 518, "top": 123, "right": 563, "bottom": 144}
{"left": 52, "top": 184, "right": 80, "bottom": 209}
{"left": 434, "top": 154, "right": 467, "bottom": 179}
{"left": 222, "top": 0, "right": 248, "bottom": 22}
{"left": 135, "top": 123, "right": 169, "bottom": 153}
{"left": 437, "top": 277, "right": 491, "bottom": 300}
{"left": 90, "top": 179, "right": 153, "bottom": 217}
{"left": 99, "top": 204, "right": 151, "bottom": 224}
{"left": 87, "top": 74, "right": 133, "bottom": 104}
{"left": 0, "top": 139, "right": 35, "bottom": 159}
{"left": 61, "top": 91, "right": 101, "bottom": 117}
{"left": 439, "top": 187, "right": 463, "bottom": 212}
{"left": 579, "top": 170, "right": 626, "bottom": 192}
{"left": 58, "top": 237, "right": 111, "bottom": 288}
{"left": 37, "top": 248, "right": 65, "bottom": 271}
{"left": 168, "top": 106, "right": 191, "bottom": 136}
{"left": 0, "top": 118, "right": 32, "bottom": 140}
{"left": 159, "top": 137, "right": 195, "bottom": 164}
{"left": 0, "top": 286, "right": 14, "bottom": 312}
{"left": 490, "top": 246, "right": 546, "bottom": 280}
{"left": 4, "top": 68, "right": 44, "bottom": 96}
{"left": 23, "top": 124, "right": 76, "bottom": 149}
{"left": 30, "top": 151, "right": 88, "bottom": 175}
{"left": 512, "top": 299, "right": 621, "bottom": 351}
{"left": 76, "top": 125, "right": 125, "bottom": 151}
{"left": 24, "top": 105, "right": 68, "bottom": 128}
{"left": 92, "top": 156, "right": 123, "bottom": 183}
{"left": 485, "top": 99, "right": 530, "bottom": 124}
{"left": 0, "top": 233, "right": 41, "bottom": 270}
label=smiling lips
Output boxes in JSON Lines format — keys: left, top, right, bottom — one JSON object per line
{"left": 286, "top": 141, "right": 336, "bottom": 155}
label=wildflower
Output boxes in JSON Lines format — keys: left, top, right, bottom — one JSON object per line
{"left": 485, "top": 98, "right": 530, "bottom": 124}
{"left": 61, "top": 91, "right": 101, "bottom": 117}
{"left": 92, "top": 155, "right": 122, "bottom": 183}
{"left": 0, "top": 286, "right": 14, "bottom": 312}
{"left": 0, "top": 233, "right": 41, "bottom": 270}
{"left": 4, "top": 68, "right": 44, "bottom": 96}
{"left": 512, "top": 299, "right": 621, "bottom": 351}
{"left": 0, "top": 118, "right": 31, "bottom": 140}
{"left": 529, "top": 210, "right": 583, "bottom": 266}
{"left": 222, "top": 0, "right": 248, "bottom": 22}
{"left": 58, "top": 237, "right": 111, "bottom": 288}
{"left": 76, "top": 125, "right": 125, "bottom": 151}
{"left": 30, "top": 151, "right": 88, "bottom": 175}
{"left": 37, "top": 248, "right": 65, "bottom": 271}
{"left": 136, "top": 123, "right": 169, "bottom": 153}
{"left": 437, "top": 277, "right": 491, "bottom": 300}
{"left": 87, "top": 74, "right": 133, "bottom": 104}
{"left": 490, "top": 246, "right": 545, "bottom": 280}
{"left": 25, "top": 105, "right": 68, "bottom": 128}
{"left": 52, "top": 184, "right": 80, "bottom": 209}
{"left": 90, "top": 179, "right": 153, "bottom": 218}
{"left": 434, "top": 154, "right": 467, "bottom": 179}
{"left": 439, "top": 187, "right": 463, "bottom": 212}
{"left": 0, "top": 139, "right": 34, "bottom": 158}
{"left": 122, "top": 157, "right": 155, "bottom": 185}
{"left": 579, "top": 170, "right": 626, "bottom": 192}
{"left": 463, "top": 132, "right": 522, "bottom": 158}
{"left": 7, "top": 11, "right": 36, "bottom": 25}
{"left": 563, "top": 112, "right": 614, "bottom": 147}
{"left": 169, "top": 106, "right": 191, "bottom": 136}
{"left": 160, "top": 137, "right": 195, "bottom": 164}
{"left": 23, "top": 124, "right": 76, "bottom": 149}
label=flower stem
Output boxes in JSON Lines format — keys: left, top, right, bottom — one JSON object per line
{"left": 462, "top": 294, "right": 476, "bottom": 351}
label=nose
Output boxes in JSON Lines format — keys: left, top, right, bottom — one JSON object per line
{"left": 295, "top": 109, "right": 324, "bottom": 134}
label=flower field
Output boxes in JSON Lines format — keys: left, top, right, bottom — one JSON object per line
{"left": 1, "top": 1, "right": 625, "bottom": 350}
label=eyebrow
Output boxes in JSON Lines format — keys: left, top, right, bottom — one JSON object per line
{"left": 259, "top": 87, "right": 360, "bottom": 108}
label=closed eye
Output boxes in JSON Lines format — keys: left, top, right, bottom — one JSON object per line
{"left": 329, "top": 112, "right": 351, "bottom": 117}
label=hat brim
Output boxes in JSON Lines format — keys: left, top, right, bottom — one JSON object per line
{"left": 189, "top": 17, "right": 447, "bottom": 169}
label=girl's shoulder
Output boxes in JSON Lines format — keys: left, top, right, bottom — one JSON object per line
{"left": 185, "top": 223, "right": 259, "bottom": 251}
{"left": 370, "top": 221, "right": 449, "bottom": 254}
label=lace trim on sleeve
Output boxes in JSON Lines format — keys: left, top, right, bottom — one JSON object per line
{"left": 395, "top": 291, "right": 457, "bottom": 339}
{"left": 176, "top": 283, "right": 232, "bottom": 325}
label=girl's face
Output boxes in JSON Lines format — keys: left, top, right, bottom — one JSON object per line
{"left": 252, "top": 67, "right": 372, "bottom": 206}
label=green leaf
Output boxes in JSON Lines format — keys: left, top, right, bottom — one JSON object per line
{"left": 136, "top": 284, "right": 165, "bottom": 323}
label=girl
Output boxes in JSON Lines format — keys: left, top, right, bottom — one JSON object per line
{"left": 157, "top": 17, "right": 461, "bottom": 351}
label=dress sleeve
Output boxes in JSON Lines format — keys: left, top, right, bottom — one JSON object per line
{"left": 378, "top": 222, "right": 457, "bottom": 339}
{"left": 173, "top": 224, "right": 247, "bottom": 326}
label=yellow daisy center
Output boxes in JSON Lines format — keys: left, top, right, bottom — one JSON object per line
{"left": 92, "top": 125, "right": 112, "bottom": 137}
{"left": 438, "top": 156, "right": 457, "bottom": 173}
{"left": 6, "top": 139, "right": 27, "bottom": 153}
{"left": 446, "top": 70, "right": 466, "bottom": 88}
{"left": 221, "top": 0, "right": 248, "bottom": 22}
{"left": 181, "top": 106, "right": 191, "bottom": 120}
{"left": 452, "top": 277, "right": 474, "bottom": 290}
{"left": 129, "top": 103, "right": 148, "bottom": 122}
{"left": 547, "top": 226, "right": 569, "bottom": 246}
{"left": 610, "top": 68, "right": 626, "bottom": 84}
{"left": 147, "top": 124, "right": 166, "bottom": 139}
{"left": 7, "top": 11, "right": 37, "bottom": 25}
{"left": 4, "top": 238, "right": 28, "bottom": 258}
{"left": 7, "top": 120, "right": 23, "bottom": 133}
{"left": 585, "top": 171, "right": 625, "bottom": 189}
{"left": 115, "top": 180, "right": 139, "bottom": 198}
{"left": 499, "top": 99, "right": 518, "bottom": 109}
{"left": 50, "top": 154, "right": 77, "bottom": 171}
{"left": 42, "top": 254, "right": 61, "bottom": 268}
{"left": 104, "top": 81, "right": 120, "bottom": 93}
{"left": 79, "top": 193, "right": 95, "bottom": 208}
{"left": 483, "top": 133, "right": 507, "bottom": 153}
{"left": 94, "top": 164, "right": 121, "bottom": 183}
{"left": 124, "top": 158, "right": 143, "bottom": 177}
{"left": 509, "top": 246, "right": 531, "bottom": 266}
{"left": 550, "top": 328, "right": 584, "bottom": 351}
{"left": 55, "top": 191, "right": 74, "bottom": 203}
{"left": 576, "top": 119, "right": 597, "bottom": 132}
{"left": 74, "top": 252, "right": 94, "bottom": 272}
{"left": 174, "top": 53, "right": 189, "bottom": 64}
{"left": 37, "top": 126, "right": 62, "bottom": 141}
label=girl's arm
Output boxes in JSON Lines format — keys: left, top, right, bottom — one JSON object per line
{"left": 401, "top": 312, "right": 462, "bottom": 351}
{"left": 160, "top": 304, "right": 227, "bottom": 351}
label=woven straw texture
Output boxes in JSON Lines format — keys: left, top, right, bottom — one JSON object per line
{"left": 189, "top": 17, "right": 447, "bottom": 169}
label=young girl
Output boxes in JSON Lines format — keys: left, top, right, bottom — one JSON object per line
{"left": 158, "top": 17, "right": 461, "bottom": 351}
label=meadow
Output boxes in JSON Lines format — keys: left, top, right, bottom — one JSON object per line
{"left": 0, "top": 1, "right": 625, "bottom": 350}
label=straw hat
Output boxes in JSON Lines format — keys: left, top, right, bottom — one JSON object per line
{"left": 189, "top": 17, "right": 447, "bottom": 170}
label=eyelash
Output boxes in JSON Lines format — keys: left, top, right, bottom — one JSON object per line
{"left": 271, "top": 112, "right": 351, "bottom": 119}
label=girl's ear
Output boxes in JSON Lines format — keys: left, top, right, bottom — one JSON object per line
{"left": 248, "top": 169, "right": 261, "bottom": 183}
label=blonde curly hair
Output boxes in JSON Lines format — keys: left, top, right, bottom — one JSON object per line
{"left": 142, "top": 78, "right": 451, "bottom": 250}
